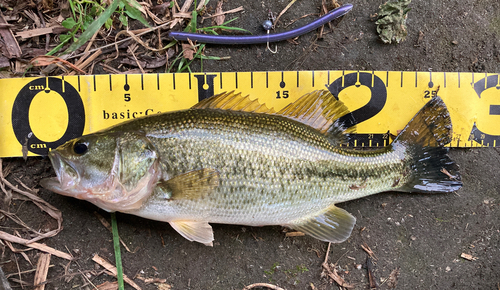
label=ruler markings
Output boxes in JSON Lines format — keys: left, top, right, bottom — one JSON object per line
{"left": 2, "top": 70, "right": 499, "bottom": 158}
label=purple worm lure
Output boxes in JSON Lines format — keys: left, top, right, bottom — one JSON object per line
{"left": 168, "top": 4, "right": 353, "bottom": 45}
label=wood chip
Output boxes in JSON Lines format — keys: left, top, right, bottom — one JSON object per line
{"left": 92, "top": 254, "right": 142, "bottom": 290}
{"left": 285, "top": 231, "right": 305, "bottom": 237}
{"left": 16, "top": 27, "right": 55, "bottom": 39}
{"left": 34, "top": 253, "right": 51, "bottom": 290}
{"left": 215, "top": 0, "right": 225, "bottom": 26}
{"left": 460, "top": 253, "right": 478, "bottom": 261}
{"left": 0, "top": 231, "right": 72, "bottom": 260}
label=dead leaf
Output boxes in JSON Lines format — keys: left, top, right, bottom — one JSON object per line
{"left": 386, "top": 268, "right": 400, "bottom": 288}
{"left": 182, "top": 43, "right": 195, "bottom": 60}
{"left": 0, "top": 11, "right": 21, "bottom": 58}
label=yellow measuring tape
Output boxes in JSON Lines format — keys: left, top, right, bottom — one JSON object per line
{"left": 1, "top": 70, "right": 499, "bottom": 157}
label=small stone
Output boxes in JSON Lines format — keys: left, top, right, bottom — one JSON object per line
{"left": 451, "top": 40, "right": 458, "bottom": 45}
{"left": 410, "top": 235, "right": 416, "bottom": 241}
{"left": 445, "top": 266, "right": 451, "bottom": 272}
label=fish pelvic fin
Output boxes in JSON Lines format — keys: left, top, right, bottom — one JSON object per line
{"left": 170, "top": 220, "right": 214, "bottom": 246}
{"left": 277, "top": 90, "right": 356, "bottom": 145}
{"left": 287, "top": 205, "right": 356, "bottom": 243}
{"left": 393, "top": 96, "right": 462, "bottom": 193}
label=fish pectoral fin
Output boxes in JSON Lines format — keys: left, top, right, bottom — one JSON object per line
{"left": 192, "top": 91, "right": 276, "bottom": 114}
{"left": 159, "top": 168, "right": 220, "bottom": 200}
{"left": 169, "top": 220, "right": 214, "bottom": 246}
{"left": 288, "top": 205, "right": 356, "bottom": 243}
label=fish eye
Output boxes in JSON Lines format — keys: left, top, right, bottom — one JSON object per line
{"left": 73, "top": 141, "right": 88, "bottom": 155}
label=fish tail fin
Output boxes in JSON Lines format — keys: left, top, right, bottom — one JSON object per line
{"left": 393, "top": 96, "right": 462, "bottom": 193}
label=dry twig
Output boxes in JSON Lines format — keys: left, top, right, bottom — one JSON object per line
{"left": 243, "top": 283, "right": 285, "bottom": 290}
{"left": 0, "top": 160, "right": 63, "bottom": 243}
{"left": 92, "top": 254, "right": 141, "bottom": 290}
{"left": 322, "top": 243, "right": 355, "bottom": 288}
{"left": 94, "top": 212, "right": 133, "bottom": 252}
{"left": 0, "top": 231, "right": 72, "bottom": 260}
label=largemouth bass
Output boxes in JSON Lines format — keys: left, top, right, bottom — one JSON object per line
{"left": 41, "top": 90, "right": 462, "bottom": 246}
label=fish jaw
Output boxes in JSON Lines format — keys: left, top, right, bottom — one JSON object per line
{"left": 41, "top": 150, "right": 85, "bottom": 197}
{"left": 41, "top": 149, "right": 161, "bottom": 212}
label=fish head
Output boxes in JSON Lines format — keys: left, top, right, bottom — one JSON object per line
{"left": 41, "top": 131, "right": 161, "bottom": 212}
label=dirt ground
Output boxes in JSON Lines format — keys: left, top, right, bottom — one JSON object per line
{"left": 1, "top": 0, "right": 500, "bottom": 289}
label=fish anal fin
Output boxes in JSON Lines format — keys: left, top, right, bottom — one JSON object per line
{"left": 170, "top": 220, "right": 214, "bottom": 246}
{"left": 288, "top": 205, "right": 356, "bottom": 243}
{"left": 160, "top": 168, "right": 220, "bottom": 200}
{"left": 192, "top": 91, "right": 276, "bottom": 114}
{"left": 277, "top": 90, "right": 355, "bottom": 145}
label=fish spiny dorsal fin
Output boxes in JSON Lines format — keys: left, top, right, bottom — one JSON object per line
{"left": 192, "top": 91, "right": 276, "bottom": 114}
{"left": 277, "top": 90, "right": 356, "bottom": 144}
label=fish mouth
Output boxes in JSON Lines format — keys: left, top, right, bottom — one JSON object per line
{"left": 40, "top": 150, "right": 81, "bottom": 197}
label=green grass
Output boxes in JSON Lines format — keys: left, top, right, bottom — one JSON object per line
{"left": 111, "top": 212, "right": 125, "bottom": 290}
{"left": 49, "top": 0, "right": 149, "bottom": 56}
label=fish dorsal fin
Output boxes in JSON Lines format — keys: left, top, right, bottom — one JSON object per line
{"left": 169, "top": 221, "right": 214, "bottom": 246}
{"left": 287, "top": 205, "right": 356, "bottom": 243}
{"left": 192, "top": 91, "right": 276, "bottom": 114}
{"left": 158, "top": 168, "right": 220, "bottom": 200}
{"left": 277, "top": 90, "right": 355, "bottom": 136}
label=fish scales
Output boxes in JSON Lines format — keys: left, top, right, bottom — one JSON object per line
{"left": 120, "top": 108, "right": 407, "bottom": 224}
{"left": 41, "top": 90, "right": 462, "bottom": 245}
